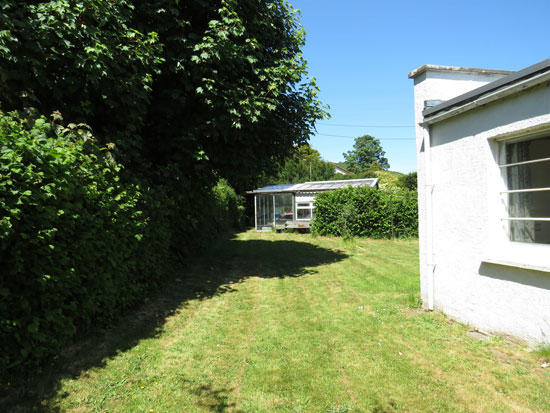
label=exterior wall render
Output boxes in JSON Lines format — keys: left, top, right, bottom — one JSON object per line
{"left": 412, "top": 67, "right": 550, "bottom": 345}
{"left": 412, "top": 69, "right": 508, "bottom": 310}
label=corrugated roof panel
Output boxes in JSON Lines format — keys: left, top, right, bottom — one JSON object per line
{"left": 247, "top": 178, "right": 378, "bottom": 194}
{"left": 292, "top": 178, "right": 378, "bottom": 192}
{"left": 254, "top": 184, "right": 296, "bottom": 192}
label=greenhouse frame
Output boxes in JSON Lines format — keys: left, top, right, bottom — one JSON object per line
{"left": 247, "top": 178, "right": 378, "bottom": 231}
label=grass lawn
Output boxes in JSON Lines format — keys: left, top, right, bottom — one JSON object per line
{"left": 4, "top": 231, "right": 550, "bottom": 412}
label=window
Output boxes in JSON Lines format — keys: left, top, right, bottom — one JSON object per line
{"left": 297, "top": 208, "right": 311, "bottom": 220}
{"left": 256, "top": 194, "right": 274, "bottom": 228}
{"left": 296, "top": 200, "right": 314, "bottom": 220}
{"left": 501, "top": 135, "right": 550, "bottom": 244}
{"left": 274, "top": 194, "right": 293, "bottom": 224}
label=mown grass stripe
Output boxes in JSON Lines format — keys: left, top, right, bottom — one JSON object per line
{"left": 5, "top": 231, "right": 549, "bottom": 412}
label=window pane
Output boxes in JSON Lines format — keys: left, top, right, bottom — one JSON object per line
{"left": 274, "top": 194, "right": 293, "bottom": 223}
{"left": 505, "top": 136, "right": 550, "bottom": 244}
{"left": 509, "top": 192, "right": 550, "bottom": 218}
{"left": 507, "top": 162, "right": 550, "bottom": 190}
{"left": 297, "top": 208, "right": 311, "bottom": 220}
{"left": 256, "top": 194, "right": 273, "bottom": 227}
{"left": 506, "top": 137, "right": 550, "bottom": 164}
{"left": 510, "top": 221, "right": 550, "bottom": 244}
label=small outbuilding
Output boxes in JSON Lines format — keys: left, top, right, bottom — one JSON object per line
{"left": 410, "top": 59, "right": 550, "bottom": 345}
{"left": 247, "top": 178, "right": 378, "bottom": 231}
{"left": 332, "top": 163, "right": 352, "bottom": 175}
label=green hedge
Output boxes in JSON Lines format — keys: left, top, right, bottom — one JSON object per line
{"left": 212, "top": 179, "right": 245, "bottom": 233}
{"left": 311, "top": 186, "right": 418, "bottom": 239}
{"left": 0, "top": 111, "right": 242, "bottom": 376}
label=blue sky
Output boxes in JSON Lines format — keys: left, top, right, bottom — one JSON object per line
{"left": 291, "top": 0, "right": 550, "bottom": 173}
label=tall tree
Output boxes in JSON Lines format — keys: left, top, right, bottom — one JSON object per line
{"left": 0, "top": 0, "right": 328, "bottom": 191}
{"left": 343, "top": 135, "right": 389, "bottom": 173}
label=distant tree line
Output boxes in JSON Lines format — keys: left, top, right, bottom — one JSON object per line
{"left": 259, "top": 144, "right": 335, "bottom": 184}
{"left": 259, "top": 136, "right": 417, "bottom": 192}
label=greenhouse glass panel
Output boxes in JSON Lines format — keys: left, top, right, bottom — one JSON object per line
{"left": 256, "top": 194, "right": 274, "bottom": 228}
{"left": 274, "top": 194, "right": 293, "bottom": 224}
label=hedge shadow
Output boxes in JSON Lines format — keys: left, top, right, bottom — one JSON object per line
{"left": 2, "top": 234, "right": 347, "bottom": 412}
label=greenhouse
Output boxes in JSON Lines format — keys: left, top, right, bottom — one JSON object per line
{"left": 247, "top": 178, "right": 378, "bottom": 231}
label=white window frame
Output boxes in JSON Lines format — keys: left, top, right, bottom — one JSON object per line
{"left": 485, "top": 128, "right": 550, "bottom": 271}
{"left": 295, "top": 193, "right": 316, "bottom": 221}
{"left": 296, "top": 201, "right": 314, "bottom": 221}
{"left": 499, "top": 133, "right": 550, "bottom": 239}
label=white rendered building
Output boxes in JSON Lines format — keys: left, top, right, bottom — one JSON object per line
{"left": 409, "top": 59, "right": 550, "bottom": 345}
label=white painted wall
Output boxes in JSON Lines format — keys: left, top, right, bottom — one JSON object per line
{"left": 411, "top": 66, "right": 550, "bottom": 345}
{"left": 411, "top": 67, "right": 510, "bottom": 311}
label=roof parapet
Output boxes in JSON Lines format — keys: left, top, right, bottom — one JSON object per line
{"left": 408, "top": 64, "right": 512, "bottom": 79}
{"left": 422, "top": 58, "right": 550, "bottom": 121}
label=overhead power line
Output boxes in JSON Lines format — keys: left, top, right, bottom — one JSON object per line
{"left": 318, "top": 123, "right": 415, "bottom": 128}
{"left": 316, "top": 133, "right": 415, "bottom": 140}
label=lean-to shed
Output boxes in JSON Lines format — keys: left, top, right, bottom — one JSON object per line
{"left": 247, "top": 178, "right": 378, "bottom": 231}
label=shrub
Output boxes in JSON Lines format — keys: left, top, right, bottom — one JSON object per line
{"left": 212, "top": 179, "right": 245, "bottom": 232}
{"left": 311, "top": 186, "right": 418, "bottom": 239}
{"left": 397, "top": 172, "right": 417, "bottom": 191}
{"left": 0, "top": 111, "right": 245, "bottom": 376}
{"left": 0, "top": 111, "right": 149, "bottom": 373}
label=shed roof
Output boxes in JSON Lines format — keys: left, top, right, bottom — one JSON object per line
{"left": 252, "top": 184, "right": 295, "bottom": 193}
{"left": 248, "top": 178, "right": 378, "bottom": 194}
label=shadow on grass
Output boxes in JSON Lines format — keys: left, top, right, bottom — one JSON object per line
{"left": 182, "top": 379, "right": 237, "bottom": 413}
{"left": 3, "top": 234, "right": 347, "bottom": 412}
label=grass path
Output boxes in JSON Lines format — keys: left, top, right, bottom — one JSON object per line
{"left": 5, "top": 231, "right": 550, "bottom": 412}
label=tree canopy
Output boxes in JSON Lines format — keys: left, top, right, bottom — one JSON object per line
{"left": 343, "top": 135, "right": 389, "bottom": 173}
{"left": 397, "top": 171, "right": 417, "bottom": 191}
{"left": 260, "top": 144, "right": 335, "bottom": 184}
{"left": 0, "top": 0, "right": 329, "bottom": 373}
{"left": 0, "top": 0, "right": 328, "bottom": 191}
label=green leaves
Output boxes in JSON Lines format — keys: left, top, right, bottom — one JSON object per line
{"left": 311, "top": 187, "right": 418, "bottom": 239}
{"left": 0, "top": 0, "right": 327, "bottom": 376}
{"left": 0, "top": 0, "right": 163, "bottom": 162}
{"left": 259, "top": 144, "right": 336, "bottom": 185}
{"left": 343, "top": 135, "right": 390, "bottom": 173}
{"left": 0, "top": 0, "right": 328, "bottom": 194}
{"left": 0, "top": 109, "right": 246, "bottom": 378}
{"left": 0, "top": 110, "right": 146, "bottom": 375}
{"left": 130, "top": 0, "right": 328, "bottom": 190}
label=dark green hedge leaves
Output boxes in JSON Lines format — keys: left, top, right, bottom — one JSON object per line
{"left": 311, "top": 186, "right": 418, "bottom": 239}
{"left": 0, "top": 111, "right": 243, "bottom": 376}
